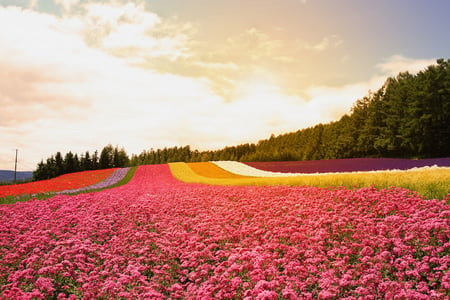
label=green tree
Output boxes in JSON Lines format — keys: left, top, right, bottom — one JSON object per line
{"left": 99, "top": 145, "right": 114, "bottom": 169}
{"left": 64, "top": 151, "right": 76, "bottom": 173}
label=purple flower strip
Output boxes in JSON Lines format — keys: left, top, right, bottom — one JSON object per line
{"left": 245, "top": 157, "right": 450, "bottom": 173}
{"left": 57, "top": 167, "right": 130, "bottom": 194}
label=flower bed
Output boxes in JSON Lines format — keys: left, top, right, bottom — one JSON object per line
{"left": 1, "top": 164, "right": 448, "bottom": 298}
{"left": 170, "top": 162, "right": 450, "bottom": 200}
{"left": 212, "top": 161, "right": 298, "bottom": 177}
{"left": 0, "top": 169, "right": 117, "bottom": 198}
{"left": 187, "top": 162, "right": 249, "bottom": 179}
{"left": 244, "top": 157, "right": 450, "bottom": 174}
{"left": 56, "top": 168, "right": 130, "bottom": 194}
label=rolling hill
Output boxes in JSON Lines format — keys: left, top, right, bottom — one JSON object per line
{"left": 0, "top": 170, "right": 33, "bottom": 183}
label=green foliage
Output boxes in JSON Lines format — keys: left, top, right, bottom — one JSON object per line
{"left": 33, "top": 145, "right": 129, "bottom": 181}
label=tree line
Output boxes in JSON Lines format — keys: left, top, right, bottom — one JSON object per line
{"left": 33, "top": 145, "right": 129, "bottom": 180}
{"left": 34, "top": 59, "right": 449, "bottom": 179}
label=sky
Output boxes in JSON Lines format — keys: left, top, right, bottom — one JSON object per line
{"left": 1, "top": 0, "right": 449, "bottom": 171}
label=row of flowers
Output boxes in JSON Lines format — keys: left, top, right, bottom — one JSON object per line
{"left": 0, "top": 169, "right": 117, "bottom": 198}
{"left": 56, "top": 168, "right": 130, "bottom": 195}
{"left": 213, "top": 160, "right": 450, "bottom": 177}
{"left": 0, "top": 164, "right": 448, "bottom": 298}
{"left": 212, "top": 161, "right": 299, "bottom": 177}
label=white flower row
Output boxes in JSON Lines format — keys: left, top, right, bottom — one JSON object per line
{"left": 212, "top": 161, "right": 296, "bottom": 177}
{"left": 211, "top": 161, "right": 450, "bottom": 178}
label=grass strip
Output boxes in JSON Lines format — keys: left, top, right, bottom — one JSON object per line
{"left": 169, "top": 162, "right": 450, "bottom": 200}
{"left": 0, "top": 167, "right": 138, "bottom": 205}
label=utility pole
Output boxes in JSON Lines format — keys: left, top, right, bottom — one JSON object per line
{"left": 14, "top": 149, "right": 18, "bottom": 184}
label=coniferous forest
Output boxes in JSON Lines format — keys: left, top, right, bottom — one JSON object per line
{"left": 34, "top": 59, "right": 450, "bottom": 180}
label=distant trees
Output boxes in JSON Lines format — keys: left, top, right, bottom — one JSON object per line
{"left": 129, "top": 146, "right": 193, "bottom": 165}
{"left": 33, "top": 145, "right": 128, "bottom": 181}
{"left": 33, "top": 59, "right": 450, "bottom": 179}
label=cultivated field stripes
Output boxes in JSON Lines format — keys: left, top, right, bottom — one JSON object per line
{"left": 56, "top": 167, "right": 131, "bottom": 194}
{"left": 170, "top": 162, "right": 450, "bottom": 200}
{"left": 213, "top": 160, "right": 450, "bottom": 177}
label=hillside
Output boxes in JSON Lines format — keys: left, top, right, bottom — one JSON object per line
{"left": 0, "top": 170, "right": 33, "bottom": 183}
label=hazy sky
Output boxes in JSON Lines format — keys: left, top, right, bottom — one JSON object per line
{"left": 1, "top": 0, "right": 449, "bottom": 170}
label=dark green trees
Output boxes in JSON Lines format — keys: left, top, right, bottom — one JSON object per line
{"left": 33, "top": 145, "right": 129, "bottom": 181}
{"left": 99, "top": 144, "right": 130, "bottom": 168}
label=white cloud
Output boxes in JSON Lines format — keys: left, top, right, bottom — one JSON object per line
{"left": 79, "top": 2, "right": 192, "bottom": 61}
{"left": 226, "top": 27, "right": 284, "bottom": 61}
{"left": 55, "top": 0, "right": 80, "bottom": 12}
{"left": 193, "top": 61, "right": 239, "bottom": 71}
{"left": 29, "top": 0, "right": 38, "bottom": 9}
{"left": 376, "top": 55, "right": 435, "bottom": 77}
{"left": 299, "top": 35, "right": 343, "bottom": 52}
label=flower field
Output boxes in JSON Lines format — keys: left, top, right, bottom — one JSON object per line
{"left": 170, "top": 161, "right": 450, "bottom": 200}
{"left": 1, "top": 164, "right": 449, "bottom": 299}
{"left": 0, "top": 169, "right": 117, "bottom": 198}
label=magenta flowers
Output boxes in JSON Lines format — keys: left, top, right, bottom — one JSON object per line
{"left": 0, "top": 165, "right": 449, "bottom": 299}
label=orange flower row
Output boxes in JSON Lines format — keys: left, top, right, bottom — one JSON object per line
{"left": 186, "top": 162, "right": 249, "bottom": 179}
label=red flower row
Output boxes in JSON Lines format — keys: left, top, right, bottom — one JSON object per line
{"left": 0, "top": 169, "right": 117, "bottom": 198}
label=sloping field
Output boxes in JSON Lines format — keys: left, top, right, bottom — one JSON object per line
{"left": 56, "top": 168, "right": 131, "bottom": 195}
{"left": 1, "top": 164, "right": 449, "bottom": 299}
{"left": 171, "top": 161, "right": 450, "bottom": 200}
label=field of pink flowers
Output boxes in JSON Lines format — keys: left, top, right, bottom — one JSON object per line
{"left": 0, "top": 164, "right": 449, "bottom": 299}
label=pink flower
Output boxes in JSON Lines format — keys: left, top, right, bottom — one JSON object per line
{"left": 442, "top": 272, "right": 450, "bottom": 289}
{"left": 231, "top": 276, "right": 242, "bottom": 289}
{"left": 256, "top": 290, "right": 278, "bottom": 300}
{"left": 360, "top": 246, "right": 374, "bottom": 257}
{"left": 35, "top": 277, "right": 55, "bottom": 294}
